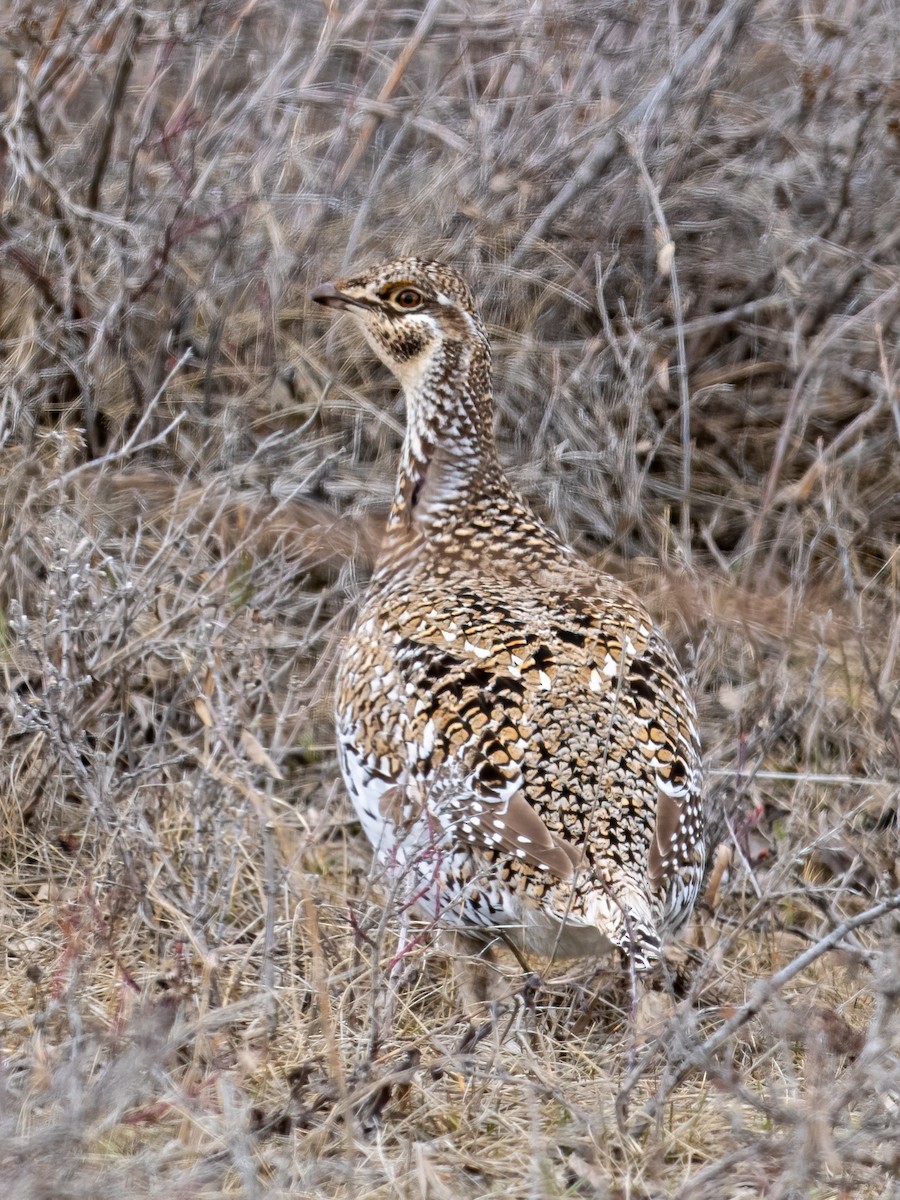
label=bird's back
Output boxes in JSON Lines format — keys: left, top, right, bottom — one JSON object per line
{"left": 337, "top": 484, "right": 704, "bottom": 966}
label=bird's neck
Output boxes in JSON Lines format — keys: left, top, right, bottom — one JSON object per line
{"left": 385, "top": 338, "right": 513, "bottom": 537}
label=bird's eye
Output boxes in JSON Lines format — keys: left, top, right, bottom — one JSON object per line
{"left": 388, "top": 286, "right": 425, "bottom": 310}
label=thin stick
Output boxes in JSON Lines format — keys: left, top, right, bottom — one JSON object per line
{"left": 334, "top": 0, "right": 446, "bottom": 188}
{"left": 629, "top": 136, "right": 693, "bottom": 564}
{"left": 86, "top": 14, "right": 142, "bottom": 210}
{"left": 261, "top": 819, "right": 278, "bottom": 1043}
{"left": 707, "top": 768, "right": 897, "bottom": 788}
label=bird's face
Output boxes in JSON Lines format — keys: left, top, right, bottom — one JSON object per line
{"left": 310, "top": 257, "right": 486, "bottom": 390}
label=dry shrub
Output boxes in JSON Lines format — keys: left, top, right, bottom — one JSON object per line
{"left": 1, "top": 1, "right": 898, "bottom": 1196}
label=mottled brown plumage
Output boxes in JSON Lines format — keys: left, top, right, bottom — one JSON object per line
{"left": 312, "top": 257, "right": 705, "bottom": 970}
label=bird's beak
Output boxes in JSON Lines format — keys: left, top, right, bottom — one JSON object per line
{"left": 309, "top": 281, "right": 368, "bottom": 311}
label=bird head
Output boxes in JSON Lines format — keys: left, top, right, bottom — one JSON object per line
{"left": 310, "top": 257, "right": 488, "bottom": 391}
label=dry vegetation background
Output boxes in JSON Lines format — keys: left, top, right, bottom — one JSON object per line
{"left": 1, "top": 0, "right": 899, "bottom": 1196}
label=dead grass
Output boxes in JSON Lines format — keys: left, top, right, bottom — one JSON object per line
{"left": 1, "top": 1, "right": 898, "bottom": 1196}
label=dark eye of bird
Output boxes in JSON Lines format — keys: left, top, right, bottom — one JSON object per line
{"left": 390, "top": 287, "right": 424, "bottom": 310}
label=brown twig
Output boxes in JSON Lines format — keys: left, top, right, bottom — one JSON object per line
{"left": 334, "top": 0, "right": 447, "bottom": 188}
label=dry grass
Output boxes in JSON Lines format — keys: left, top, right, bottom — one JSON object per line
{"left": 1, "top": 1, "right": 899, "bottom": 1196}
